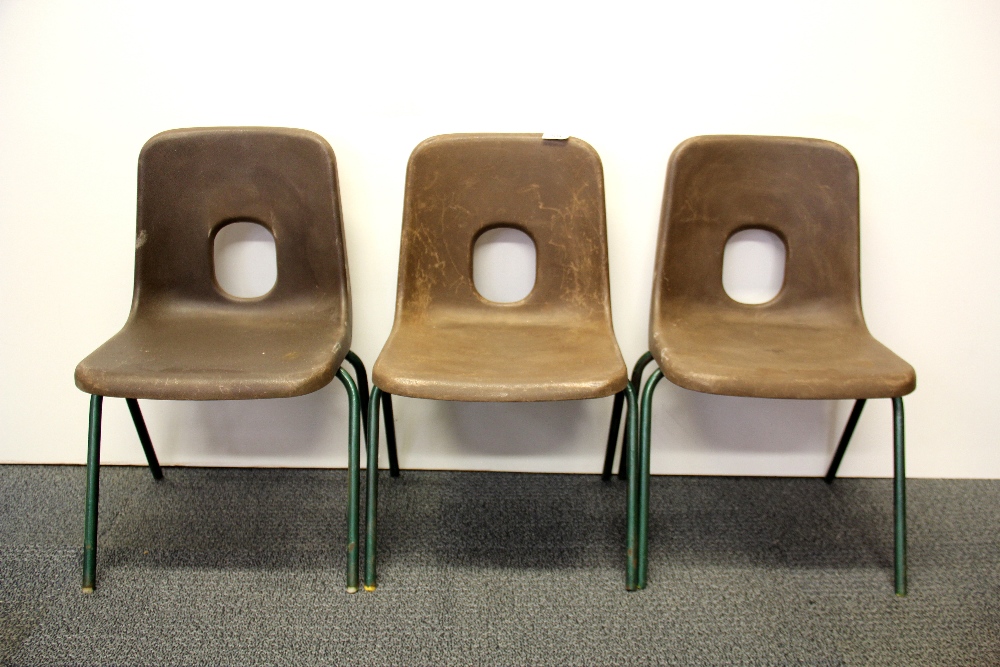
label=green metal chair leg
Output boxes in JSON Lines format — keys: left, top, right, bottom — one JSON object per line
{"left": 82, "top": 395, "right": 103, "bottom": 593}
{"left": 365, "top": 386, "right": 383, "bottom": 591}
{"left": 637, "top": 369, "right": 662, "bottom": 590}
{"left": 893, "top": 396, "right": 907, "bottom": 596}
{"left": 824, "top": 399, "right": 866, "bottom": 483}
{"left": 382, "top": 392, "right": 400, "bottom": 478}
{"left": 624, "top": 382, "right": 639, "bottom": 590}
{"left": 125, "top": 398, "right": 163, "bottom": 480}
{"left": 618, "top": 352, "right": 655, "bottom": 480}
{"left": 602, "top": 390, "right": 626, "bottom": 480}
{"left": 335, "top": 368, "right": 362, "bottom": 594}
{"left": 344, "top": 351, "right": 370, "bottom": 445}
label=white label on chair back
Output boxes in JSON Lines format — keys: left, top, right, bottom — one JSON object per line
{"left": 473, "top": 226, "right": 537, "bottom": 303}
{"left": 722, "top": 228, "right": 786, "bottom": 304}
{"left": 213, "top": 221, "right": 278, "bottom": 299}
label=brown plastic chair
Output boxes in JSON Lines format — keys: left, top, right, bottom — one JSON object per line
{"left": 363, "top": 133, "right": 641, "bottom": 591}
{"left": 74, "top": 127, "right": 374, "bottom": 594}
{"left": 605, "top": 135, "right": 916, "bottom": 594}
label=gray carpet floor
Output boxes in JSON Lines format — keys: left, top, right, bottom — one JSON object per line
{"left": 1, "top": 465, "right": 998, "bottom": 666}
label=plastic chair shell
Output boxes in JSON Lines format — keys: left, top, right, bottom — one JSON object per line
{"left": 75, "top": 127, "right": 351, "bottom": 400}
{"left": 372, "top": 133, "right": 628, "bottom": 402}
{"left": 650, "top": 135, "right": 915, "bottom": 399}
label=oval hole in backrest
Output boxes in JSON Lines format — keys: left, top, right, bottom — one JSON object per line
{"left": 722, "top": 228, "right": 786, "bottom": 304}
{"left": 213, "top": 221, "right": 277, "bottom": 298}
{"left": 473, "top": 227, "right": 537, "bottom": 303}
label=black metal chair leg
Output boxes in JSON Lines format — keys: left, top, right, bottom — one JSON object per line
{"left": 602, "top": 390, "right": 625, "bottom": 480}
{"left": 125, "top": 398, "right": 163, "bottom": 480}
{"left": 382, "top": 392, "right": 400, "bottom": 477}
{"left": 82, "top": 395, "right": 103, "bottom": 593}
{"left": 824, "top": 399, "right": 866, "bottom": 483}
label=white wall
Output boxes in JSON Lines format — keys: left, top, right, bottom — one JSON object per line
{"left": 1, "top": 0, "right": 997, "bottom": 478}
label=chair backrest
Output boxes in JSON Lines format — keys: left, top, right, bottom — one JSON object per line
{"left": 131, "top": 127, "right": 349, "bottom": 321}
{"left": 393, "top": 134, "right": 614, "bottom": 325}
{"left": 652, "top": 135, "right": 866, "bottom": 327}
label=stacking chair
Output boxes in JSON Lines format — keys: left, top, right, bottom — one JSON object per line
{"left": 74, "top": 127, "right": 371, "bottom": 593}
{"left": 364, "top": 134, "right": 640, "bottom": 591}
{"left": 606, "top": 135, "right": 916, "bottom": 594}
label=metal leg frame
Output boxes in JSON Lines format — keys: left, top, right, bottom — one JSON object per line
{"left": 622, "top": 381, "right": 641, "bottom": 590}
{"left": 82, "top": 395, "right": 103, "bottom": 593}
{"left": 369, "top": 385, "right": 641, "bottom": 593}
{"left": 83, "top": 395, "right": 166, "bottom": 592}
{"left": 893, "top": 396, "right": 907, "bottom": 596}
{"left": 365, "top": 387, "right": 384, "bottom": 591}
{"left": 335, "top": 368, "right": 363, "bottom": 594}
{"left": 83, "top": 371, "right": 365, "bottom": 594}
{"left": 635, "top": 370, "right": 663, "bottom": 590}
{"left": 628, "top": 377, "right": 907, "bottom": 595}
{"left": 604, "top": 352, "right": 654, "bottom": 481}
{"left": 824, "top": 396, "right": 907, "bottom": 595}
{"left": 344, "top": 351, "right": 370, "bottom": 444}
{"left": 343, "top": 351, "right": 400, "bottom": 477}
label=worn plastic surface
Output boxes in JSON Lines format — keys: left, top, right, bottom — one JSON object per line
{"left": 372, "top": 134, "right": 627, "bottom": 401}
{"left": 75, "top": 127, "right": 351, "bottom": 400}
{"left": 650, "top": 135, "right": 915, "bottom": 399}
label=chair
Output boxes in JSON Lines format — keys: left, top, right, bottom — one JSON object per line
{"left": 605, "top": 135, "right": 916, "bottom": 594}
{"left": 364, "top": 133, "right": 640, "bottom": 591}
{"left": 74, "top": 127, "right": 377, "bottom": 594}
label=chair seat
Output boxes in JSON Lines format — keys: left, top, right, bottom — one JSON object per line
{"left": 373, "top": 320, "right": 628, "bottom": 402}
{"left": 75, "top": 313, "right": 349, "bottom": 400}
{"left": 653, "top": 315, "right": 916, "bottom": 400}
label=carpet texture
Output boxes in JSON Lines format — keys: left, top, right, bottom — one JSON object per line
{"left": 1, "top": 465, "right": 998, "bottom": 665}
